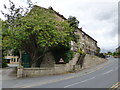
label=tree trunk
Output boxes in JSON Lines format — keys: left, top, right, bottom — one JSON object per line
{"left": 31, "top": 61, "right": 37, "bottom": 67}
{"left": 19, "top": 50, "right": 22, "bottom": 66}
{"left": 40, "top": 52, "right": 55, "bottom": 67}
{"left": 30, "top": 47, "right": 49, "bottom": 67}
{"left": 30, "top": 52, "right": 39, "bottom": 67}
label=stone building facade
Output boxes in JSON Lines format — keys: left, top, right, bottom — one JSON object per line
{"left": 47, "top": 6, "right": 99, "bottom": 55}
{"left": 116, "top": 46, "right": 120, "bottom": 52}
{"left": 5, "top": 55, "right": 19, "bottom": 64}
{"left": 4, "top": 50, "right": 19, "bottom": 64}
{"left": 71, "top": 28, "right": 99, "bottom": 55}
{"left": 16, "top": 6, "right": 108, "bottom": 77}
{"left": 31, "top": 5, "right": 99, "bottom": 56}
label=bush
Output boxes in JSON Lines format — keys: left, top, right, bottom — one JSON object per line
{"left": 52, "top": 44, "right": 74, "bottom": 64}
{"left": 77, "top": 48, "right": 84, "bottom": 55}
{"left": 113, "top": 51, "right": 120, "bottom": 56}
{"left": 2, "top": 58, "right": 8, "bottom": 68}
{"left": 63, "top": 50, "right": 74, "bottom": 63}
{"left": 98, "top": 53, "right": 105, "bottom": 58}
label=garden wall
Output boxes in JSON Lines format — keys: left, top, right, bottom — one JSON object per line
{"left": 17, "top": 64, "right": 73, "bottom": 78}
{"left": 17, "top": 54, "right": 107, "bottom": 78}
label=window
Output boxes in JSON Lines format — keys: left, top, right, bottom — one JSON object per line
{"left": 82, "top": 33, "right": 85, "bottom": 39}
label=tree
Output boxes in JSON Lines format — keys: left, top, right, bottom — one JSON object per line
{"left": 2, "top": 1, "right": 74, "bottom": 67}
{"left": 107, "top": 51, "right": 112, "bottom": 55}
{"left": 67, "top": 16, "right": 79, "bottom": 28}
{"left": 67, "top": 16, "right": 80, "bottom": 42}
{"left": 0, "top": 19, "right": 7, "bottom": 68}
{"left": 0, "top": 19, "right": 2, "bottom": 50}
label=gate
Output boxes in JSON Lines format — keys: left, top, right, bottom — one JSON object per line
{"left": 22, "top": 53, "right": 31, "bottom": 68}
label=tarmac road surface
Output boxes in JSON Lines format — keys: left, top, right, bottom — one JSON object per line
{"left": 1, "top": 57, "right": 119, "bottom": 89}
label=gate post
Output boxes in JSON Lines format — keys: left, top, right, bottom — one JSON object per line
{"left": 17, "top": 66, "right": 23, "bottom": 78}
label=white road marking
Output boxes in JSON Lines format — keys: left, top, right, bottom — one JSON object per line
{"left": 102, "top": 70, "right": 113, "bottom": 75}
{"left": 64, "top": 77, "right": 95, "bottom": 88}
{"left": 16, "top": 60, "right": 112, "bottom": 88}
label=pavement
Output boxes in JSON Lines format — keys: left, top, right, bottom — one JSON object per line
{"left": 0, "top": 64, "right": 18, "bottom": 90}
{"left": 0, "top": 68, "right": 2, "bottom": 90}
{"left": 1, "top": 57, "right": 119, "bottom": 89}
{"left": 7, "top": 64, "right": 19, "bottom": 67}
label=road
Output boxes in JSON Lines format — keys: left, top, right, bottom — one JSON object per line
{"left": 1, "top": 57, "right": 119, "bottom": 89}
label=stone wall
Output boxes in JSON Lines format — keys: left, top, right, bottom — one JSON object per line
{"left": 73, "top": 54, "right": 107, "bottom": 72}
{"left": 19, "top": 64, "right": 73, "bottom": 77}
{"left": 17, "top": 54, "right": 107, "bottom": 78}
{"left": 74, "top": 28, "right": 98, "bottom": 55}
{"left": 40, "top": 52, "right": 55, "bottom": 67}
{"left": 82, "top": 54, "right": 107, "bottom": 69}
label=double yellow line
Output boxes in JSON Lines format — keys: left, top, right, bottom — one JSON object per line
{"left": 109, "top": 82, "right": 120, "bottom": 90}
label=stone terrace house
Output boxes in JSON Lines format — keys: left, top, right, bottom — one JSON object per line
{"left": 116, "top": 46, "right": 120, "bottom": 52}
{"left": 17, "top": 6, "right": 106, "bottom": 77}
{"left": 47, "top": 6, "right": 99, "bottom": 55}
{"left": 20, "top": 5, "right": 100, "bottom": 68}
{"left": 72, "top": 28, "right": 99, "bottom": 55}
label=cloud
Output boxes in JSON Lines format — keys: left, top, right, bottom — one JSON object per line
{"left": 0, "top": 0, "right": 119, "bottom": 52}
{"left": 72, "top": 2, "right": 118, "bottom": 52}
{"left": 0, "top": 0, "right": 28, "bottom": 20}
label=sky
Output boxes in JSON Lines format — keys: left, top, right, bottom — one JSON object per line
{"left": 0, "top": 0, "right": 119, "bottom": 53}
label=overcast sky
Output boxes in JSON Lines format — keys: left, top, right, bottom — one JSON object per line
{"left": 0, "top": 0, "right": 119, "bottom": 52}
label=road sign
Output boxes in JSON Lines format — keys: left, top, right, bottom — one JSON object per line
{"left": 59, "top": 58, "right": 64, "bottom": 63}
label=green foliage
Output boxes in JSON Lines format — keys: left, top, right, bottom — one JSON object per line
{"left": 12, "top": 48, "right": 19, "bottom": 56}
{"left": 67, "top": 16, "right": 80, "bottom": 43}
{"left": 2, "top": 1, "right": 74, "bottom": 66}
{"left": 24, "top": 6, "right": 74, "bottom": 47}
{"left": 3, "top": 5, "right": 74, "bottom": 49}
{"left": 63, "top": 50, "right": 74, "bottom": 63}
{"left": 97, "top": 48, "right": 100, "bottom": 53}
{"left": 77, "top": 48, "right": 84, "bottom": 55}
{"left": 67, "top": 16, "right": 79, "bottom": 28}
{"left": 73, "top": 34, "right": 80, "bottom": 42}
{"left": 0, "top": 19, "right": 3, "bottom": 49}
{"left": 98, "top": 53, "right": 105, "bottom": 58}
{"left": 112, "top": 51, "right": 120, "bottom": 56}
{"left": 107, "top": 51, "right": 112, "bottom": 55}
{"left": 2, "top": 58, "right": 8, "bottom": 68}
{"left": 52, "top": 45, "right": 74, "bottom": 64}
